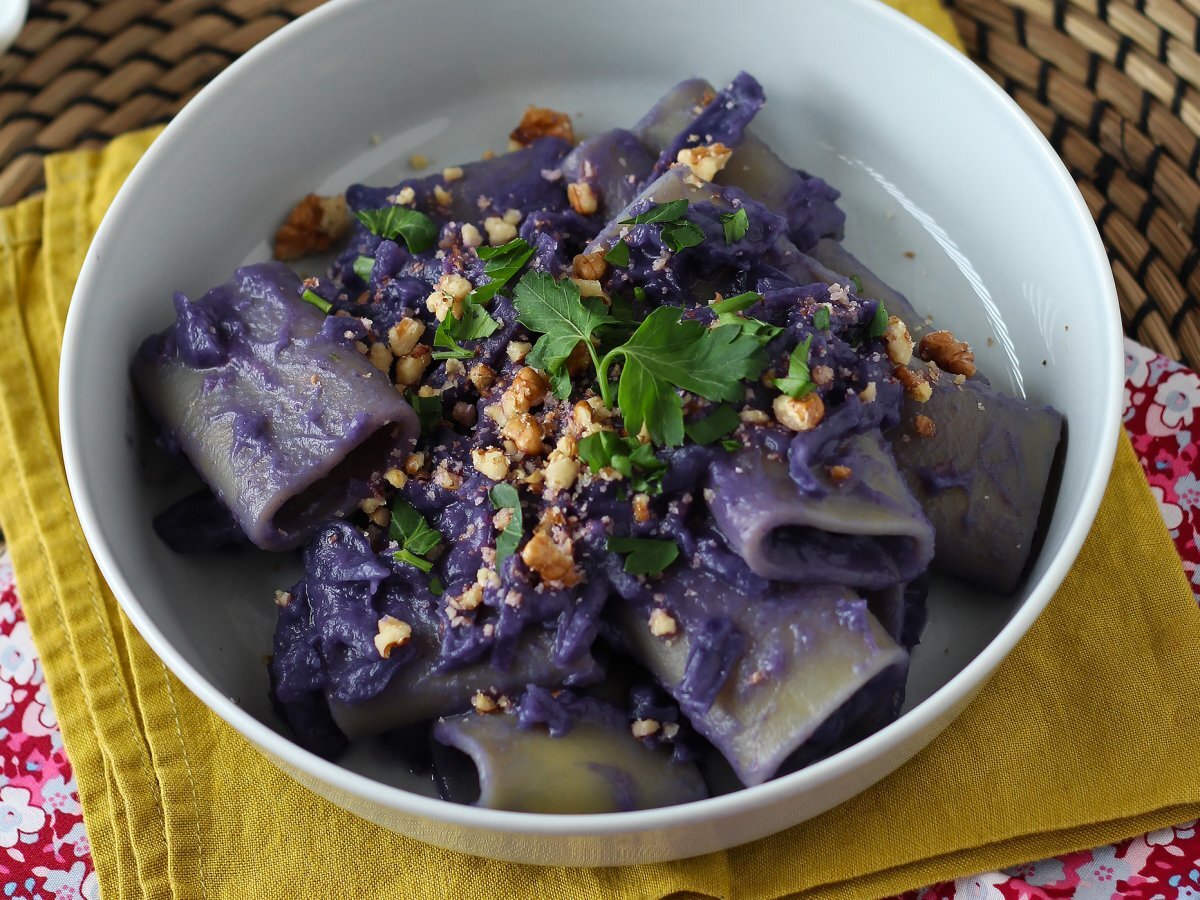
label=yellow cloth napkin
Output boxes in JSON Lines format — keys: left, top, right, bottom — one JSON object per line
{"left": 3, "top": 4, "right": 1200, "bottom": 898}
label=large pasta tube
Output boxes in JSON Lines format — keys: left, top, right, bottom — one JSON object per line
{"left": 559, "top": 128, "right": 654, "bottom": 220}
{"left": 133, "top": 263, "right": 418, "bottom": 551}
{"left": 890, "top": 378, "right": 1063, "bottom": 594}
{"left": 707, "top": 432, "right": 935, "bottom": 589}
{"left": 617, "top": 573, "right": 908, "bottom": 786}
{"left": 432, "top": 705, "right": 708, "bottom": 813}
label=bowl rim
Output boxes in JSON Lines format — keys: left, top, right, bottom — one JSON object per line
{"left": 59, "top": 0, "right": 1123, "bottom": 840}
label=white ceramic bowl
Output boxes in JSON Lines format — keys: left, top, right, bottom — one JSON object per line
{"left": 60, "top": 0, "right": 1122, "bottom": 866}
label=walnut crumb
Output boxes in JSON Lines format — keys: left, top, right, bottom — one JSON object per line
{"left": 675, "top": 143, "right": 732, "bottom": 181}
{"left": 442, "top": 166, "right": 464, "bottom": 182}
{"left": 913, "top": 414, "right": 937, "bottom": 437}
{"left": 273, "top": 193, "right": 350, "bottom": 261}
{"left": 373, "top": 615, "right": 412, "bottom": 659}
{"left": 828, "top": 465, "right": 853, "bottom": 482}
{"left": 408, "top": 153, "right": 429, "bottom": 170}
{"left": 917, "top": 330, "right": 976, "bottom": 377}
{"left": 510, "top": 106, "right": 575, "bottom": 147}
{"left": 273, "top": 590, "right": 293, "bottom": 608}
{"left": 572, "top": 251, "right": 607, "bottom": 280}
{"left": 567, "top": 181, "right": 599, "bottom": 215}
{"left": 631, "top": 718, "right": 660, "bottom": 738}
{"left": 648, "top": 608, "right": 677, "bottom": 637}
{"left": 471, "top": 692, "right": 499, "bottom": 714}
{"left": 893, "top": 366, "right": 932, "bottom": 402}
{"left": 773, "top": 393, "right": 825, "bottom": 431}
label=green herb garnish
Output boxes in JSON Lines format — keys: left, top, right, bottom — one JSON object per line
{"left": 471, "top": 238, "right": 535, "bottom": 304}
{"left": 352, "top": 255, "right": 375, "bottom": 282}
{"left": 660, "top": 220, "right": 705, "bottom": 252}
{"left": 774, "top": 335, "right": 816, "bottom": 398}
{"left": 850, "top": 274, "right": 864, "bottom": 293}
{"left": 867, "top": 300, "right": 889, "bottom": 339}
{"left": 620, "top": 199, "right": 689, "bottom": 225}
{"left": 813, "top": 306, "right": 831, "bottom": 330}
{"left": 513, "top": 272, "right": 611, "bottom": 399}
{"left": 604, "top": 240, "right": 630, "bottom": 267}
{"left": 432, "top": 302, "right": 500, "bottom": 360}
{"left": 577, "top": 432, "right": 667, "bottom": 493}
{"left": 300, "top": 289, "right": 332, "bottom": 314}
{"left": 406, "top": 390, "right": 442, "bottom": 435}
{"left": 684, "top": 404, "right": 741, "bottom": 446}
{"left": 606, "top": 536, "right": 680, "bottom": 576}
{"left": 721, "top": 207, "right": 749, "bottom": 244}
{"left": 710, "top": 291, "right": 761, "bottom": 315}
{"left": 597, "top": 306, "right": 766, "bottom": 446}
{"left": 355, "top": 206, "right": 438, "bottom": 254}
{"left": 488, "top": 483, "right": 524, "bottom": 565}
{"left": 720, "top": 438, "right": 742, "bottom": 452}
{"left": 389, "top": 498, "right": 442, "bottom": 573}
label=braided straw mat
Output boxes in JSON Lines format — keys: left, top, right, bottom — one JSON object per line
{"left": 1, "top": 0, "right": 1197, "bottom": 365}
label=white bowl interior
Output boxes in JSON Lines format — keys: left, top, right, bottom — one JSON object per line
{"left": 61, "top": 0, "right": 1121, "bottom": 863}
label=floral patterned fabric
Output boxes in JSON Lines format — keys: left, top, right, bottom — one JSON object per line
{"left": 0, "top": 337, "right": 1193, "bottom": 900}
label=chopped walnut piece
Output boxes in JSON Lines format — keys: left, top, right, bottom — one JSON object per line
{"left": 273, "top": 193, "right": 350, "bottom": 261}
{"left": 913, "top": 414, "right": 937, "bottom": 437}
{"left": 675, "top": 143, "right": 732, "bottom": 182}
{"left": 632, "top": 492, "right": 651, "bottom": 523}
{"left": 520, "top": 531, "right": 580, "bottom": 585}
{"left": 828, "top": 465, "right": 853, "bottom": 482}
{"left": 468, "top": 363, "right": 496, "bottom": 393}
{"left": 384, "top": 468, "right": 408, "bottom": 489}
{"left": 570, "top": 277, "right": 606, "bottom": 298}
{"left": 510, "top": 106, "right": 575, "bottom": 147}
{"left": 739, "top": 409, "right": 770, "bottom": 426}
{"left": 567, "top": 181, "right": 599, "bottom": 215}
{"left": 471, "top": 692, "right": 499, "bottom": 714}
{"left": 893, "top": 366, "right": 932, "bottom": 402}
{"left": 502, "top": 412, "right": 545, "bottom": 456}
{"left": 368, "top": 507, "right": 390, "bottom": 528}
{"left": 883, "top": 316, "right": 914, "bottom": 366}
{"left": 373, "top": 616, "right": 413, "bottom": 659}
{"left": 917, "top": 330, "right": 977, "bottom": 377}
{"left": 543, "top": 452, "right": 580, "bottom": 494}
{"left": 388, "top": 318, "right": 425, "bottom": 357}
{"left": 367, "top": 341, "right": 393, "bottom": 375}
{"left": 483, "top": 216, "right": 518, "bottom": 246}
{"left": 812, "top": 364, "right": 835, "bottom": 387}
{"left": 773, "top": 393, "right": 825, "bottom": 431}
{"left": 503, "top": 366, "right": 550, "bottom": 416}
{"left": 506, "top": 340, "right": 532, "bottom": 363}
{"left": 631, "top": 718, "right": 660, "bottom": 738}
{"left": 572, "top": 251, "right": 607, "bottom": 280}
{"left": 648, "top": 608, "right": 677, "bottom": 637}
{"left": 394, "top": 345, "right": 432, "bottom": 385}
{"left": 432, "top": 184, "right": 453, "bottom": 207}
{"left": 452, "top": 401, "right": 477, "bottom": 427}
{"left": 451, "top": 584, "right": 483, "bottom": 611}
{"left": 273, "top": 590, "right": 293, "bottom": 608}
{"left": 661, "top": 722, "right": 680, "bottom": 740}
{"left": 409, "top": 153, "right": 429, "bottom": 170}
{"left": 471, "top": 447, "right": 510, "bottom": 482}
{"left": 460, "top": 222, "right": 483, "bottom": 248}
{"left": 433, "top": 463, "right": 463, "bottom": 491}
{"left": 402, "top": 451, "right": 427, "bottom": 476}
{"left": 442, "top": 166, "right": 464, "bottom": 182}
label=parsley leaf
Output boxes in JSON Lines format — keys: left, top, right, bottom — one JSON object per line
{"left": 489, "top": 483, "right": 523, "bottom": 565}
{"left": 721, "top": 207, "right": 749, "bottom": 244}
{"left": 300, "top": 289, "right": 332, "bottom": 314}
{"left": 774, "top": 335, "right": 816, "bottom": 398}
{"left": 577, "top": 432, "right": 666, "bottom": 493}
{"left": 684, "top": 404, "right": 740, "bottom": 445}
{"left": 726, "top": 316, "right": 783, "bottom": 345}
{"left": 867, "top": 300, "right": 889, "bottom": 338}
{"left": 606, "top": 536, "right": 680, "bottom": 576}
{"left": 352, "top": 255, "right": 375, "bottom": 282}
{"left": 604, "top": 240, "right": 630, "bottom": 267}
{"left": 406, "top": 390, "right": 442, "bottom": 435}
{"left": 390, "top": 498, "right": 442, "bottom": 568}
{"left": 850, "top": 274, "right": 864, "bottom": 293}
{"left": 471, "top": 238, "right": 535, "bottom": 304}
{"left": 598, "top": 307, "right": 766, "bottom": 446}
{"left": 620, "top": 199, "right": 689, "bottom": 225}
{"left": 432, "top": 302, "right": 500, "bottom": 360}
{"left": 355, "top": 206, "right": 438, "bottom": 254}
{"left": 661, "top": 220, "right": 705, "bottom": 253}
{"left": 512, "top": 271, "right": 610, "bottom": 394}
{"left": 813, "top": 306, "right": 831, "bottom": 330}
{"left": 720, "top": 438, "right": 742, "bottom": 452}
{"left": 710, "top": 291, "right": 761, "bottom": 315}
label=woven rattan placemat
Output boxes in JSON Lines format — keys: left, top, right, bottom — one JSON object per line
{"left": 0, "top": 0, "right": 1195, "bottom": 366}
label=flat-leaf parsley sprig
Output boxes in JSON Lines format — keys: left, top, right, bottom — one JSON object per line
{"left": 512, "top": 271, "right": 766, "bottom": 447}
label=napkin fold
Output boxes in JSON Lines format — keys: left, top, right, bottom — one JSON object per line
{"left": 2, "top": 5, "right": 1199, "bottom": 898}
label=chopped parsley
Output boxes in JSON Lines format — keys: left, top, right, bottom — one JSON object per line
{"left": 577, "top": 432, "right": 667, "bottom": 493}
{"left": 619, "top": 199, "right": 704, "bottom": 254}
{"left": 850, "top": 274, "right": 864, "bottom": 293}
{"left": 352, "top": 255, "right": 375, "bottom": 282}
{"left": 471, "top": 238, "right": 535, "bottom": 304}
{"left": 406, "top": 390, "right": 442, "bottom": 435}
{"left": 488, "top": 483, "right": 523, "bottom": 565}
{"left": 620, "top": 199, "right": 689, "bottom": 225}
{"left": 300, "top": 289, "right": 332, "bottom": 314}
{"left": 720, "top": 207, "right": 749, "bottom": 244}
{"left": 606, "top": 536, "right": 680, "bottom": 576}
{"left": 867, "top": 300, "right": 889, "bottom": 339}
{"left": 598, "top": 306, "right": 766, "bottom": 446}
{"left": 813, "top": 306, "right": 831, "bottom": 330}
{"left": 355, "top": 206, "right": 438, "bottom": 254}
{"left": 432, "top": 302, "right": 500, "bottom": 360}
{"left": 774, "top": 335, "right": 816, "bottom": 398}
{"left": 684, "top": 404, "right": 740, "bottom": 445}
{"left": 720, "top": 438, "right": 742, "bottom": 452}
{"left": 604, "top": 240, "right": 630, "bottom": 267}
{"left": 389, "top": 498, "right": 442, "bottom": 575}
{"left": 710, "top": 291, "right": 761, "bottom": 315}
{"left": 660, "top": 220, "right": 705, "bottom": 253}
